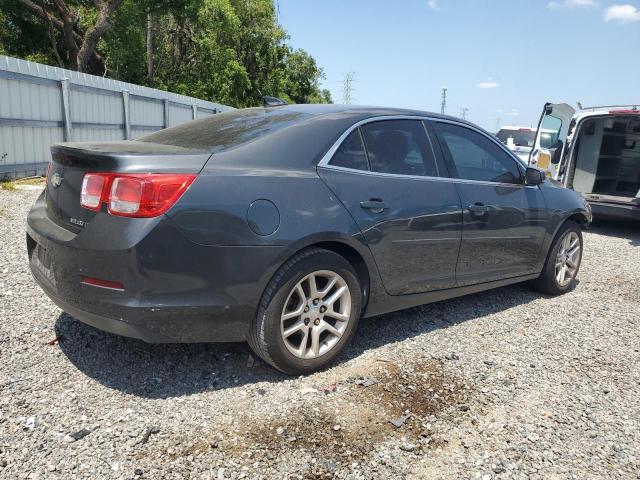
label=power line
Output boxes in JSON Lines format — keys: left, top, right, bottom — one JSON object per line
{"left": 342, "top": 72, "right": 355, "bottom": 105}
{"left": 440, "top": 87, "right": 447, "bottom": 115}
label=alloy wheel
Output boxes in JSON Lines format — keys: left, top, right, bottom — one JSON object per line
{"left": 555, "top": 231, "right": 581, "bottom": 287}
{"left": 280, "top": 270, "right": 352, "bottom": 359}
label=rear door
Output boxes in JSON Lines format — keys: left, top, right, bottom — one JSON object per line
{"left": 317, "top": 118, "right": 462, "bottom": 295}
{"left": 529, "top": 102, "right": 576, "bottom": 178}
{"left": 431, "top": 120, "right": 548, "bottom": 286}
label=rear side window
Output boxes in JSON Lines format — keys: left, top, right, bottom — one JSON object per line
{"left": 361, "top": 120, "right": 439, "bottom": 177}
{"left": 140, "top": 108, "right": 312, "bottom": 153}
{"left": 435, "top": 123, "right": 522, "bottom": 184}
{"left": 330, "top": 130, "right": 369, "bottom": 171}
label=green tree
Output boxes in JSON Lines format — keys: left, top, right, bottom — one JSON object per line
{"left": 0, "top": 0, "right": 332, "bottom": 107}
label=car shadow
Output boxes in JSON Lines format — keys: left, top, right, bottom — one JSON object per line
{"left": 589, "top": 219, "right": 640, "bottom": 247}
{"left": 55, "top": 283, "right": 544, "bottom": 399}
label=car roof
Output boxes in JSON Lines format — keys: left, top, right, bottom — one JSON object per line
{"left": 259, "top": 103, "right": 474, "bottom": 126}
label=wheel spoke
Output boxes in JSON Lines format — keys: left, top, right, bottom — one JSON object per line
{"left": 326, "top": 307, "right": 349, "bottom": 322}
{"left": 324, "top": 285, "right": 347, "bottom": 306}
{"left": 318, "top": 275, "right": 338, "bottom": 298}
{"left": 296, "top": 328, "right": 309, "bottom": 356}
{"left": 283, "top": 319, "right": 305, "bottom": 338}
{"left": 556, "top": 265, "right": 565, "bottom": 284}
{"left": 310, "top": 328, "right": 320, "bottom": 356}
{"left": 281, "top": 302, "right": 305, "bottom": 321}
{"left": 308, "top": 274, "right": 320, "bottom": 299}
{"left": 321, "top": 322, "right": 341, "bottom": 338}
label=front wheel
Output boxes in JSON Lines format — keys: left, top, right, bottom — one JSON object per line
{"left": 531, "top": 220, "right": 583, "bottom": 295}
{"left": 248, "top": 248, "right": 362, "bottom": 375}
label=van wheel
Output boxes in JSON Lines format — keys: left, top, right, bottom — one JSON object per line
{"left": 248, "top": 248, "right": 362, "bottom": 375}
{"left": 531, "top": 220, "right": 583, "bottom": 295}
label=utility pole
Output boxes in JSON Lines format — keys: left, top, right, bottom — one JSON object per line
{"left": 460, "top": 107, "right": 468, "bottom": 120}
{"left": 440, "top": 87, "right": 447, "bottom": 115}
{"left": 342, "top": 72, "right": 355, "bottom": 104}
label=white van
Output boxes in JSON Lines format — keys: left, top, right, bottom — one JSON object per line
{"left": 529, "top": 103, "right": 640, "bottom": 221}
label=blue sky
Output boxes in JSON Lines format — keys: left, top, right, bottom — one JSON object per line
{"left": 277, "top": 0, "right": 640, "bottom": 131}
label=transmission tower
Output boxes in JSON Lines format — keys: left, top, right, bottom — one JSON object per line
{"left": 342, "top": 72, "right": 355, "bottom": 105}
{"left": 440, "top": 87, "right": 447, "bottom": 115}
{"left": 460, "top": 107, "right": 468, "bottom": 120}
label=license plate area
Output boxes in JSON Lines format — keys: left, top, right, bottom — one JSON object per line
{"left": 31, "top": 242, "right": 57, "bottom": 289}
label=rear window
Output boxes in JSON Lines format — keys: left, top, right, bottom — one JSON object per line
{"left": 140, "top": 108, "right": 312, "bottom": 152}
{"left": 496, "top": 129, "right": 535, "bottom": 147}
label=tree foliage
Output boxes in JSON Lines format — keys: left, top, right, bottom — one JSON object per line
{"left": 0, "top": 0, "right": 332, "bottom": 107}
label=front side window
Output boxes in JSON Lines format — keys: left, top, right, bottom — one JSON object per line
{"left": 329, "top": 130, "right": 369, "bottom": 171}
{"left": 435, "top": 123, "right": 522, "bottom": 184}
{"left": 361, "top": 120, "right": 439, "bottom": 177}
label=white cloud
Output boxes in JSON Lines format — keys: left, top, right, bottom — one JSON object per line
{"left": 477, "top": 80, "right": 500, "bottom": 89}
{"left": 604, "top": 4, "right": 640, "bottom": 22}
{"left": 548, "top": 0, "right": 597, "bottom": 9}
{"left": 427, "top": 0, "right": 439, "bottom": 9}
{"left": 505, "top": 109, "right": 520, "bottom": 117}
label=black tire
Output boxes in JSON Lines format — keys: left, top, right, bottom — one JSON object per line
{"left": 248, "top": 248, "right": 362, "bottom": 375}
{"left": 531, "top": 220, "right": 583, "bottom": 295}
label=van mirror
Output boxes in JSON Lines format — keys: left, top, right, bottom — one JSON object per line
{"left": 525, "top": 167, "right": 545, "bottom": 185}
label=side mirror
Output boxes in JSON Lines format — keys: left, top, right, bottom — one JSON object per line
{"left": 525, "top": 167, "right": 545, "bottom": 185}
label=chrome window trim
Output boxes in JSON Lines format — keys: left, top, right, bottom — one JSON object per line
{"left": 317, "top": 115, "right": 535, "bottom": 189}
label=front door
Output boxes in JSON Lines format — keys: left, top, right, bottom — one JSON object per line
{"left": 318, "top": 119, "right": 462, "bottom": 295}
{"left": 432, "top": 121, "right": 548, "bottom": 286}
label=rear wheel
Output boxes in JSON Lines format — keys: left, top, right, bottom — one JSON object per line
{"left": 531, "top": 220, "right": 583, "bottom": 295}
{"left": 248, "top": 248, "right": 362, "bottom": 375}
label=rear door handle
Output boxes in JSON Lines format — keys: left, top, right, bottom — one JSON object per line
{"left": 360, "top": 199, "right": 387, "bottom": 214}
{"left": 468, "top": 203, "right": 489, "bottom": 215}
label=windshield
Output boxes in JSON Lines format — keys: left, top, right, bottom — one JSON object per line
{"left": 140, "top": 108, "right": 312, "bottom": 152}
{"left": 496, "top": 129, "right": 535, "bottom": 147}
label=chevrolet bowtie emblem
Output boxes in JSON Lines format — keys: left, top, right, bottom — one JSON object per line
{"left": 51, "top": 172, "right": 62, "bottom": 188}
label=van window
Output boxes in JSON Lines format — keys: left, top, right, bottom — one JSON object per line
{"left": 540, "top": 115, "right": 563, "bottom": 149}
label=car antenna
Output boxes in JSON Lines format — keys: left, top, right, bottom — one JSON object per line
{"left": 263, "top": 96, "right": 288, "bottom": 107}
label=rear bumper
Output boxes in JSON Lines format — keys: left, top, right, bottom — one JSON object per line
{"left": 589, "top": 201, "right": 640, "bottom": 221}
{"left": 27, "top": 193, "right": 286, "bottom": 343}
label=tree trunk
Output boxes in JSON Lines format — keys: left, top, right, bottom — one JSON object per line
{"left": 146, "top": 11, "right": 155, "bottom": 85}
{"left": 77, "top": 0, "right": 124, "bottom": 73}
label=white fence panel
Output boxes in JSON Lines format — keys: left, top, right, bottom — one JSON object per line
{"left": 0, "top": 55, "right": 232, "bottom": 178}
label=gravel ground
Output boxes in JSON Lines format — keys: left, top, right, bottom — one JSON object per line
{"left": 1, "top": 186, "right": 639, "bottom": 480}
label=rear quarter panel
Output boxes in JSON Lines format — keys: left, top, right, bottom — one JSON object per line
{"left": 166, "top": 164, "right": 385, "bottom": 313}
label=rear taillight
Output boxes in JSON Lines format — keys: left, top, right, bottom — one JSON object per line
{"left": 79, "top": 173, "right": 196, "bottom": 218}
{"left": 80, "top": 174, "right": 106, "bottom": 211}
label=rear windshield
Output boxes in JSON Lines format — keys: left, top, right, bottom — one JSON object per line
{"left": 496, "top": 129, "right": 535, "bottom": 147}
{"left": 140, "top": 108, "right": 312, "bottom": 152}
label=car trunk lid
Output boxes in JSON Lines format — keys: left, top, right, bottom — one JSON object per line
{"left": 47, "top": 141, "right": 211, "bottom": 233}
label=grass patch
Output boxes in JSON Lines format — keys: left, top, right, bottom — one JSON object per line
{"left": 14, "top": 176, "right": 46, "bottom": 186}
{"left": 0, "top": 180, "right": 16, "bottom": 191}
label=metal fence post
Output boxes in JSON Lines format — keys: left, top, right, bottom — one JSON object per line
{"left": 122, "top": 90, "right": 131, "bottom": 140}
{"left": 60, "top": 78, "right": 72, "bottom": 141}
{"left": 163, "top": 99, "right": 170, "bottom": 128}
{"left": 192, "top": 104, "right": 197, "bottom": 120}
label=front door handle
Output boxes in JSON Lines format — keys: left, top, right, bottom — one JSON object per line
{"left": 468, "top": 203, "right": 489, "bottom": 216}
{"left": 360, "top": 199, "right": 387, "bottom": 214}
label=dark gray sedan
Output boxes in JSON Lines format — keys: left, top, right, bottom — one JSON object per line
{"left": 27, "top": 104, "right": 592, "bottom": 374}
